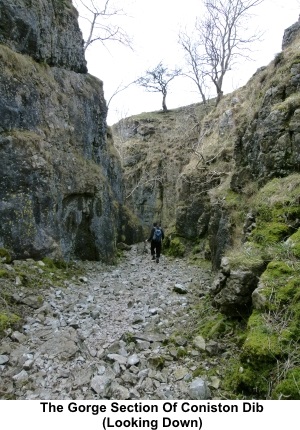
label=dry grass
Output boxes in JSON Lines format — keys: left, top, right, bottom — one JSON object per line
{"left": 251, "top": 174, "right": 300, "bottom": 208}
{"left": 0, "top": 44, "right": 39, "bottom": 82}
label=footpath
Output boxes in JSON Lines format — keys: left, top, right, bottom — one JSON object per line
{"left": 0, "top": 244, "right": 216, "bottom": 400}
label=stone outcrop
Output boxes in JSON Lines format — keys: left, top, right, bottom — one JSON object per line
{"left": 210, "top": 258, "right": 260, "bottom": 316}
{"left": 112, "top": 105, "right": 212, "bottom": 231}
{"left": 0, "top": 0, "right": 139, "bottom": 261}
{"left": 0, "top": 0, "right": 87, "bottom": 72}
{"left": 282, "top": 15, "right": 300, "bottom": 49}
{"left": 175, "top": 19, "right": 300, "bottom": 273}
{"left": 231, "top": 67, "right": 300, "bottom": 189}
{"left": 207, "top": 204, "right": 232, "bottom": 271}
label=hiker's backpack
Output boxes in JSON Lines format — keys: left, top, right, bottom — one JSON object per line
{"left": 152, "top": 227, "right": 162, "bottom": 242}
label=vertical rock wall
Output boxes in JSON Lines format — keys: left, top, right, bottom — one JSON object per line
{"left": 175, "top": 19, "right": 300, "bottom": 269}
{"left": 0, "top": 0, "right": 126, "bottom": 261}
{"left": 0, "top": 0, "right": 87, "bottom": 72}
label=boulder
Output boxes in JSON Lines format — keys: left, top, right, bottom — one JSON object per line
{"left": 189, "top": 377, "right": 211, "bottom": 400}
{"left": 213, "top": 270, "right": 259, "bottom": 316}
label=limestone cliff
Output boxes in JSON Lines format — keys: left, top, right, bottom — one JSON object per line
{"left": 0, "top": 0, "right": 87, "bottom": 72}
{"left": 0, "top": 0, "right": 138, "bottom": 261}
{"left": 179, "top": 23, "right": 300, "bottom": 270}
{"left": 112, "top": 20, "right": 300, "bottom": 399}
{"left": 112, "top": 104, "right": 213, "bottom": 233}
{"left": 178, "top": 23, "right": 300, "bottom": 398}
{"left": 114, "top": 18, "right": 300, "bottom": 268}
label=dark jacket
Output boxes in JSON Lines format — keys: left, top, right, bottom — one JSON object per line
{"left": 148, "top": 226, "right": 164, "bottom": 242}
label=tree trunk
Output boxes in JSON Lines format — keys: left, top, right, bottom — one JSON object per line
{"left": 162, "top": 92, "right": 168, "bottom": 112}
{"left": 216, "top": 90, "right": 223, "bottom": 105}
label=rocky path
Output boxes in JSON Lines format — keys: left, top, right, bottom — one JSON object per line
{"left": 0, "top": 244, "right": 214, "bottom": 400}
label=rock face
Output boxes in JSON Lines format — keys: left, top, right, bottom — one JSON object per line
{"left": 0, "top": 0, "right": 133, "bottom": 261}
{"left": 211, "top": 267, "right": 259, "bottom": 317}
{"left": 113, "top": 18, "right": 300, "bottom": 272}
{"left": 231, "top": 70, "right": 300, "bottom": 189}
{"left": 0, "top": 0, "right": 87, "bottom": 73}
{"left": 112, "top": 105, "right": 212, "bottom": 231}
{"left": 207, "top": 204, "right": 232, "bottom": 271}
{"left": 282, "top": 15, "right": 300, "bottom": 49}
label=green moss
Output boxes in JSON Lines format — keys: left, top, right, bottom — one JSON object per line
{"left": 253, "top": 260, "right": 300, "bottom": 343}
{"left": 243, "top": 329, "right": 281, "bottom": 361}
{"left": 242, "top": 311, "right": 283, "bottom": 362}
{"left": 122, "top": 332, "right": 136, "bottom": 344}
{"left": 251, "top": 221, "right": 290, "bottom": 245}
{"left": 189, "top": 257, "right": 212, "bottom": 270}
{"left": 192, "top": 244, "right": 202, "bottom": 254}
{"left": 0, "top": 248, "right": 12, "bottom": 264}
{"left": 36, "top": 295, "right": 43, "bottom": 306}
{"left": 0, "top": 312, "right": 20, "bottom": 334}
{"left": 42, "top": 258, "right": 68, "bottom": 270}
{"left": 277, "top": 281, "right": 299, "bottom": 304}
{"left": 258, "top": 260, "right": 299, "bottom": 309}
{"left": 248, "top": 175, "right": 300, "bottom": 248}
{"left": 198, "top": 314, "right": 227, "bottom": 339}
{"left": 192, "top": 365, "right": 217, "bottom": 380}
{"left": 271, "top": 368, "right": 300, "bottom": 400}
{"left": 262, "top": 261, "right": 293, "bottom": 280}
{"left": 193, "top": 296, "right": 247, "bottom": 348}
{"left": 288, "top": 229, "right": 300, "bottom": 258}
{"left": 225, "top": 190, "right": 242, "bottom": 209}
{"left": 274, "top": 203, "right": 293, "bottom": 216}
{"left": 192, "top": 366, "right": 206, "bottom": 378}
{"left": 176, "top": 347, "right": 188, "bottom": 358}
{"left": 116, "top": 249, "right": 124, "bottom": 260}
{"left": 223, "top": 359, "right": 273, "bottom": 397}
{"left": 281, "top": 300, "right": 300, "bottom": 342}
{"left": 165, "top": 237, "right": 186, "bottom": 257}
{"left": 41, "top": 257, "right": 56, "bottom": 269}
{"left": 0, "top": 270, "right": 9, "bottom": 278}
{"left": 148, "top": 355, "right": 165, "bottom": 370}
{"left": 272, "top": 205, "right": 300, "bottom": 223}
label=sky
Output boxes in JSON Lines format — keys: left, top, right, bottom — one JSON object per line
{"left": 75, "top": 0, "right": 300, "bottom": 125}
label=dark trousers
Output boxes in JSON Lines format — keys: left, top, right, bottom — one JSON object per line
{"left": 151, "top": 240, "right": 162, "bottom": 258}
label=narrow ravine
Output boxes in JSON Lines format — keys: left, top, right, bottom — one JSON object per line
{"left": 0, "top": 244, "right": 214, "bottom": 400}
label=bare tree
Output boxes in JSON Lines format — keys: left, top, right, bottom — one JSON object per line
{"left": 181, "top": 0, "right": 264, "bottom": 104}
{"left": 106, "top": 79, "right": 137, "bottom": 110}
{"left": 136, "top": 62, "right": 181, "bottom": 112}
{"left": 178, "top": 31, "right": 209, "bottom": 105}
{"left": 75, "top": 0, "right": 132, "bottom": 51}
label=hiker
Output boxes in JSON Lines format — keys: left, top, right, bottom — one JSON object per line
{"left": 147, "top": 222, "right": 164, "bottom": 263}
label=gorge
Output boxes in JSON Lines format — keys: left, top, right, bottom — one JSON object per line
{"left": 0, "top": 0, "right": 299, "bottom": 400}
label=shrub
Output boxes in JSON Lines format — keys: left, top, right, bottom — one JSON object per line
{"left": 165, "top": 237, "right": 185, "bottom": 257}
{"left": 0, "top": 312, "right": 20, "bottom": 334}
{"left": 0, "top": 248, "right": 12, "bottom": 264}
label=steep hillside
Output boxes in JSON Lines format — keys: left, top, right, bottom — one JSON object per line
{"left": 112, "top": 103, "right": 214, "bottom": 233}
{"left": 113, "top": 20, "right": 300, "bottom": 266}
{"left": 112, "top": 19, "right": 300, "bottom": 399}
